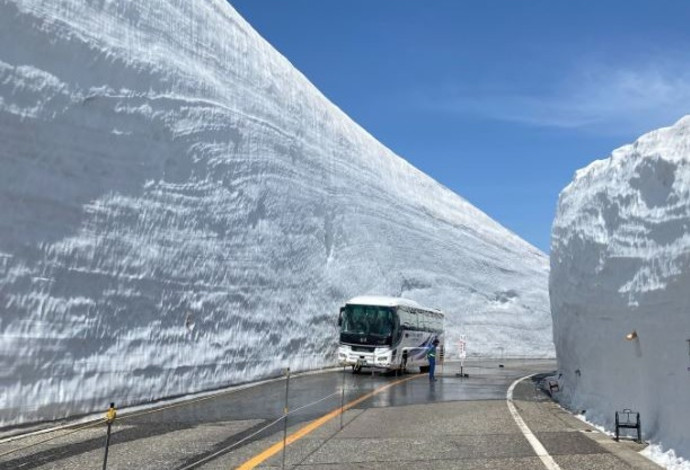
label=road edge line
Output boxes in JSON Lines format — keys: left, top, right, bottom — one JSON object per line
{"left": 507, "top": 373, "right": 562, "bottom": 470}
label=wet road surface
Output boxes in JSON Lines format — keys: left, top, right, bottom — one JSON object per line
{"left": 0, "top": 359, "right": 660, "bottom": 469}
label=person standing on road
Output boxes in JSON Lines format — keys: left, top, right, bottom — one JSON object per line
{"left": 427, "top": 338, "right": 439, "bottom": 382}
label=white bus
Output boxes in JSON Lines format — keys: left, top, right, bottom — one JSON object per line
{"left": 337, "top": 296, "right": 444, "bottom": 373}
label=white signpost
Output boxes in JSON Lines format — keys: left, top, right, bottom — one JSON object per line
{"left": 457, "top": 335, "right": 468, "bottom": 378}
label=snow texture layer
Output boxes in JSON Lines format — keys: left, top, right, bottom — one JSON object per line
{"left": 551, "top": 116, "right": 690, "bottom": 460}
{"left": 0, "top": 0, "right": 552, "bottom": 426}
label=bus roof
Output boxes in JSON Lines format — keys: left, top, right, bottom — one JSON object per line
{"left": 345, "top": 296, "right": 443, "bottom": 315}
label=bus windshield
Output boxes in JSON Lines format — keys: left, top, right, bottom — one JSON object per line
{"left": 341, "top": 305, "right": 395, "bottom": 337}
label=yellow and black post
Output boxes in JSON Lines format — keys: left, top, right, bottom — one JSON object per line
{"left": 103, "top": 402, "right": 116, "bottom": 470}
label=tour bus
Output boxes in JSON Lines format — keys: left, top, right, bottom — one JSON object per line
{"left": 337, "top": 296, "right": 444, "bottom": 373}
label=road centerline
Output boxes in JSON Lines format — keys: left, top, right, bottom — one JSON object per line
{"left": 236, "top": 373, "right": 422, "bottom": 469}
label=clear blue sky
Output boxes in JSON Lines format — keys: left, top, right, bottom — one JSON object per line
{"left": 229, "top": 1, "right": 690, "bottom": 253}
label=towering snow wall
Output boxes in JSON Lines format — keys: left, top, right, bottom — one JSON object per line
{"left": 551, "top": 116, "right": 690, "bottom": 459}
{"left": 0, "top": 0, "right": 552, "bottom": 426}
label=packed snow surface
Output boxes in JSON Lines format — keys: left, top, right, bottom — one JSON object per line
{"left": 551, "top": 115, "right": 690, "bottom": 461}
{"left": 0, "top": 0, "right": 552, "bottom": 426}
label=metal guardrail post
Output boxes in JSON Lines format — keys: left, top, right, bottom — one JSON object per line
{"left": 340, "top": 365, "right": 346, "bottom": 430}
{"left": 282, "top": 368, "right": 290, "bottom": 470}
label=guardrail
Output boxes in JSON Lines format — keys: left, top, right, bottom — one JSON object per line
{"left": 0, "top": 352, "right": 344, "bottom": 470}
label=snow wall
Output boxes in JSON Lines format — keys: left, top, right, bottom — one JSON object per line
{"left": 551, "top": 116, "right": 690, "bottom": 459}
{"left": 0, "top": 0, "right": 552, "bottom": 426}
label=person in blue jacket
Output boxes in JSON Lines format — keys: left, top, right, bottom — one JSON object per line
{"left": 427, "top": 338, "right": 440, "bottom": 382}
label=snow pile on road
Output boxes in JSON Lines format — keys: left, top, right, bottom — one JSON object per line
{"left": 551, "top": 116, "right": 690, "bottom": 461}
{"left": 0, "top": 0, "right": 552, "bottom": 426}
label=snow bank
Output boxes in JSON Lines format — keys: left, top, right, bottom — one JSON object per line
{"left": 0, "top": 0, "right": 552, "bottom": 426}
{"left": 551, "top": 116, "right": 690, "bottom": 460}
{"left": 642, "top": 445, "right": 690, "bottom": 470}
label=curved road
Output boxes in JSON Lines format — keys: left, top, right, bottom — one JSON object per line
{"left": 0, "top": 359, "right": 659, "bottom": 469}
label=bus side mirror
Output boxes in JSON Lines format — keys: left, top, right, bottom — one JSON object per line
{"left": 337, "top": 307, "right": 344, "bottom": 327}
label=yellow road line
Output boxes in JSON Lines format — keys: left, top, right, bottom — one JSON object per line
{"left": 237, "top": 374, "right": 422, "bottom": 469}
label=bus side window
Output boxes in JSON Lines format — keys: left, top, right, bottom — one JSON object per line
{"left": 427, "top": 314, "right": 436, "bottom": 332}
{"left": 417, "top": 311, "right": 427, "bottom": 332}
{"left": 399, "top": 308, "right": 416, "bottom": 329}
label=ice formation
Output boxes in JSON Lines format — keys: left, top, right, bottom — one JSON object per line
{"left": 0, "top": 0, "right": 552, "bottom": 426}
{"left": 551, "top": 116, "right": 690, "bottom": 460}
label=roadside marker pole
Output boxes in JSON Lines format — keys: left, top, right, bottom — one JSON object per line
{"left": 282, "top": 368, "right": 290, "bottom": 470}
{"left": 102, "top": 403, "right": 116, "bottom": 470}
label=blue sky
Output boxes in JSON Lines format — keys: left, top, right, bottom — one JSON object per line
{"left": 229, "top": 1, "right": 690, "bottom": 253}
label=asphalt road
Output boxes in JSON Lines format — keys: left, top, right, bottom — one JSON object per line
{"left": 0, "top": 359, "right": 661, "bottom": 469}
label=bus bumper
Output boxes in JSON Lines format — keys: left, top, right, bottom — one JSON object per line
{"left": 338, "top": 352, "right": 393, "bottom": 370}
